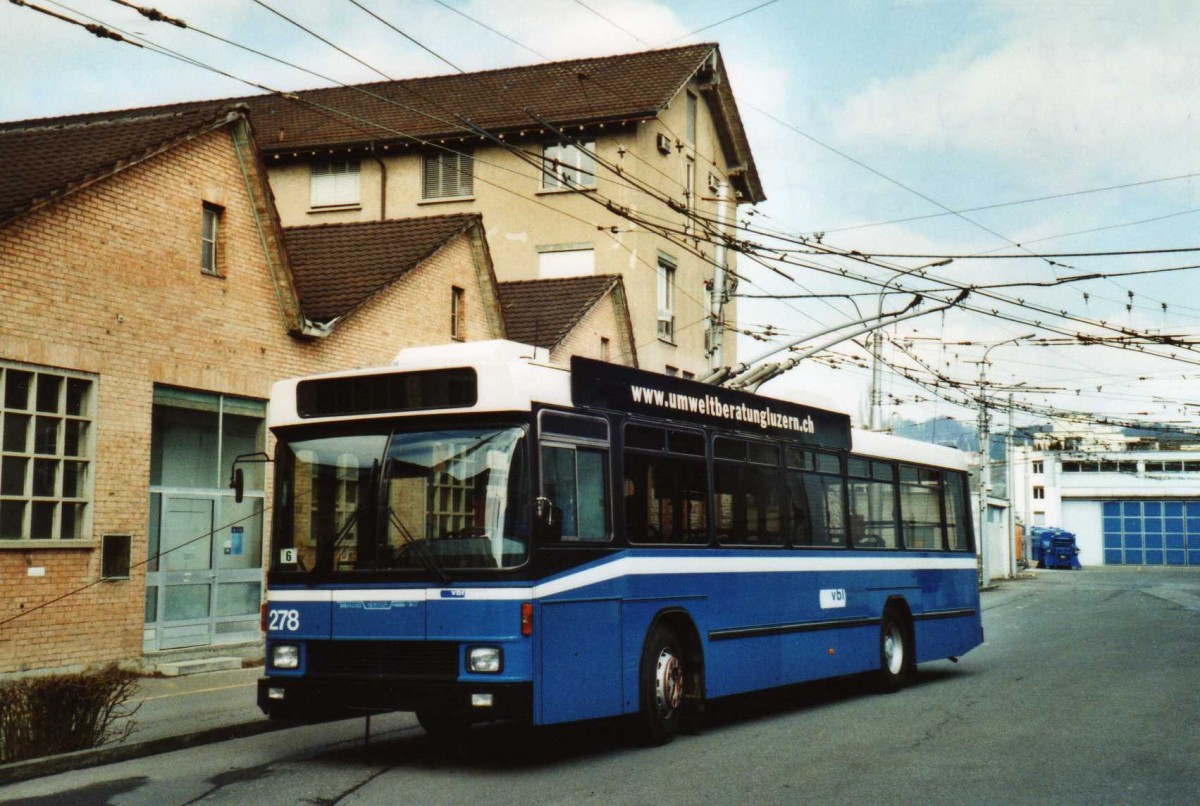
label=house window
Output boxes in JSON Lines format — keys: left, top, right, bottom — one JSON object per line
{"left": 685, "top": 91, "right": 697, "bottom": 144}
{"left": 1032, "top": 460, "right": 1044, "bottom": 474}
{"left": 657, "top": 254, "right": 677, "bottom": 342}
{"left": 537, "top": 244, "right": 595, "bottom": 278}
{"left": 665, "top": 366, "right": 679, "bottom": 377}
{"left": 310, "top": 160, "right": 361, "bottom": 207}
{"left": 423, "top": 151, "right": 473, "bottom": 199}
{"left": 1033, "top": 486, "right": 1045, "bottom": 500}
{"left": 201, "top": 203, "right": 221, "bottom": 276}
{"left": 451, "top": 286, "right": 465, "bottom": 341}
{"left": 542, "top": 141, "right": 595, "bottom": 190}
{"left": 600, "top": 337, "right": 610, "bottom": 362}
{"left": 0, "top": 363, "right": 95, "bottom": 541}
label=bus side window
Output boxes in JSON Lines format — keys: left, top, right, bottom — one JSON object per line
{"left": 624, "top": 451, "right": 708, "bottom": 545}
{"left": 541, "top": 445, "right": 610, "bottom": 542}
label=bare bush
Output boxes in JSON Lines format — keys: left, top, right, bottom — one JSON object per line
{"left": 0, "top": 664, "right": 139, "bottom": 764}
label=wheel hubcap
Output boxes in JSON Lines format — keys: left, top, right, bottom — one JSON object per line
{"left": 884, "top": 624, "right": 904, "bottom": 674}
{"left": 655, "top": 649, "right": 684, "bottom": 716}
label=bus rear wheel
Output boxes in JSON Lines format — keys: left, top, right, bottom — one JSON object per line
{"left": 877, "top": 608, "right": 914, "bottom": 693}
{"left": 636, "top": 624, "right": 685, "bottom": 745}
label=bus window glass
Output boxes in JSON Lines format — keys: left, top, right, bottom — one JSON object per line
{"left": 900, "top": 465, "right": 945, "bottom": 550}
{"left": 624, "top": 452, "right": 708, "bottom": 544}
{"left": 747, "top": 441, "right": 779, "bottom": 466}
{"left": 944, "top": 471, "right": 971, "bottom": 551}
{"left": 714, "top": 437, "right": 745, "bottom": 460}
{"left": 625, "top": 424, "right": 664, "bottom": 451}
{"left": 542, "top": 446, "right": 580, "bottom": 539}
{"left": 798, "top": 469, "right": 845, "bottom": 547}
{"left": 715, "top": 462, "right": 783, "bottom": 545}
{"left": 668, "top": 430, "right": 705, "bottom": 456}
{"left": 787, "top": 471, "right": 812, "bottom": 545}
{"left": 848, "top": 458, "right": 898, "bottom": 549}
{"left": 542, "top": 445, "right": 609, "bottom": 542}
{"left": 815, "top": 452, "right": 841, "bottom": 475}
{"left": 786, "top": 447, "right": 813, "bottom": 471}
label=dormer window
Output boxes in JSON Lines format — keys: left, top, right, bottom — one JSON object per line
{"left": 310, "top": 160, "right": 361, "bottom": 208}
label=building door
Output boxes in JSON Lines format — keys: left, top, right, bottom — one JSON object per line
{"left": 1101, "top": 501, "right": 1200, "bottom": 566}
{"left": 144, "top": 388, "right": 265, "bottom": 652}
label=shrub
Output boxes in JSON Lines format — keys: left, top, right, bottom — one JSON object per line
{"left": 0, "top": 664, "right": 139, "bottom": 764}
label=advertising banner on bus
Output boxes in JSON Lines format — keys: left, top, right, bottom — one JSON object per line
{"left": 570, "top": 357, "right": 851, "bottom": 449}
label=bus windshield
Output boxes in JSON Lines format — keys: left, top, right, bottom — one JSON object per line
{"left": 274, "top": 425, "right": 530, "bottom": 573}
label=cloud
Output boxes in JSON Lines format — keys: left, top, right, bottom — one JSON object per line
{"left": 828, "top": 2, "right": 1200, "bottom": 184}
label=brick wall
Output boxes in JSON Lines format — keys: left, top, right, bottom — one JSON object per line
{"left": 0, "top": 125, "right": 501, "bottom": 674}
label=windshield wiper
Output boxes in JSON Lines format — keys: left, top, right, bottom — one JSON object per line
{"left": 386, "top": 507, "right": 450, "bottom": 585}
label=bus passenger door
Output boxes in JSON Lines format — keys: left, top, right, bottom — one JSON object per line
{"left": 537, "top": 598, "right": 623, "bottom": 724}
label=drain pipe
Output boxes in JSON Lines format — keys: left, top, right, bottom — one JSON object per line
{"left": 370, "top": 142, "right": 387, "bottom": 220}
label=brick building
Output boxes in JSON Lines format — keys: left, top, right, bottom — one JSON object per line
{"left": 0, "top": 106, "right": 518, "bottom": 673}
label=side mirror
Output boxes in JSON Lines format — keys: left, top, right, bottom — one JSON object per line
{"left": 228, "top": 452, "right": 271, "bottom": 505}
{"left": 231, "top": 467, "right": 244, "bottom": 504}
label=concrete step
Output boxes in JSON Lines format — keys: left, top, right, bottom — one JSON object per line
{"left": 156, "top": 657, "right": 244, "bottom": 677}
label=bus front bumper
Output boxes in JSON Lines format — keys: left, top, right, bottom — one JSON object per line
{"left": 257, "top": 676, "right": 533, "bottom": 723}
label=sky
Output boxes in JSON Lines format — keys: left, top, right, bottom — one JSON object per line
{"left": 5, "top": 0, "right": 1200, "bottom": 434}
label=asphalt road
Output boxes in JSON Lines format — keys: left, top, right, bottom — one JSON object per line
{"left": 3, "top": 567, "right": 1198, "bottom": 805}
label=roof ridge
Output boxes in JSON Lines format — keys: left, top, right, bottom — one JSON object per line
{"left": 0, "top": 43, "right": 717, "bottom": 130}
{"left": 283, "top": 212, "right": 480, "bottom": 233}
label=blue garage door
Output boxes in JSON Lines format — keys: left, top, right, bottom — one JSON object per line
{"left": 1102, "top": 501, "right": 1200, "bottom": 566}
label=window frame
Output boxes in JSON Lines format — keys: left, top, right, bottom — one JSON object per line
{"left": 310, "top": 159, "right": 362, "bottom": 208}
{"left": 0, "top": 363, "right": 97, "bottom": 544}
{"left": 201, "top": 203, "right": 222, "bottom": 276}
{"left": 450, "top": 286, "right": 465, "bottom": 341}
{"left": 656, "top": 254, "right": 677, "bottom": 342}
{"left": 541, "top": 140, "right": 596, "bottom": 190}
{"left": 537, "top": 410, "right": 611, "bottom": 543}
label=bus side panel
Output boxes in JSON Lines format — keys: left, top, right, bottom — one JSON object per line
{"left": 536, "top": 598, "right": 624, "bottom": 725}
{"left": 914, "top": 568, "right": 984, "bottom": 662}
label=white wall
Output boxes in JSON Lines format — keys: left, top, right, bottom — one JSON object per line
{"left": 1060, "top": 500, "right": 1104, "bottom": 567}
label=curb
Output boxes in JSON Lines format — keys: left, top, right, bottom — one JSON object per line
{"left": 0, "top": 719, "right": 289, "bottom": 786}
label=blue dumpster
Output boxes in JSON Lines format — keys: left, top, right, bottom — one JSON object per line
{"left": 1030, "top": 527, "right": 1081, "bottom": 569}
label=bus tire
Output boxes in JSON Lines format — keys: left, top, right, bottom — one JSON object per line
{"left": 877, "top": 607, "right": 914, "bottom": 693}
{"left": 636, "top": 624, "right": 685, "bottom": 745}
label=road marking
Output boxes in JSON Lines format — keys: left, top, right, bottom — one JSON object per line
{"left": 137, "top": 681, "right": 256, "bottom": 702}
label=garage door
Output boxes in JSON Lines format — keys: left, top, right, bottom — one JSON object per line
{"left": 1102, "top": 501, "right": 1200, "bottom": 566}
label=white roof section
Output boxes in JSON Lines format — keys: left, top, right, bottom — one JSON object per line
{"left": 268, "top": 340, "right": 570, "bottom": 429}
{"left": 850, "top": 428, "right": 970, "bottom": 471}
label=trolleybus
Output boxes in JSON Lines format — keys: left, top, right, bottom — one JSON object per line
{"left": 253, "top": 340, "right": 983, "bottom": 744}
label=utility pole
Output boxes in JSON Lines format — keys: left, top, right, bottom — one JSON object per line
{"left": 975, "top": 334, "right": 1033, "bottom": 586}
{"left": 708, "top": 181, "right": 731, "bottom": 372}
{"left": 868, "top": 258, "right": 953, "bottom": 430}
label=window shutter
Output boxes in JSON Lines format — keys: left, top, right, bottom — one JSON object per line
{"left": 311, "top": 161, "right": 360, "bottom": 206}
{"left": 424, "top": 152, "right": 473, "bottom": 199}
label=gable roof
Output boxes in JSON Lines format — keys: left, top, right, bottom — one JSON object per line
{"left": 497, "top": 274, "right": 625, "bottom": 350}
{"left": 2, "top": 44, "right": 762, "bottom": 203}
{"left": 0, "top": 106, "right": 247, "bottom": 226}
{"left": 284, "top": 214, "right": 480, "bottom": 324}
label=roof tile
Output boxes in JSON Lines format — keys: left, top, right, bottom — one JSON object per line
{"left": 284, "top": 214, "right": 479, "bottom": 323}
{"left": 497, "top": 275, "right": 621, "bottom": 348}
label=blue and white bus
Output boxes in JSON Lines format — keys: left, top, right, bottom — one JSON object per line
{"left": 254, "top": 340, "right": 982, "bottom": 744}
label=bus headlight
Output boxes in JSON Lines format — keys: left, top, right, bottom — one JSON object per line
{"left": 468, "top": 646, "right": 502, "bottom": 673}
{"left": 271, "top": 644, "right": 300, "bottom": 670}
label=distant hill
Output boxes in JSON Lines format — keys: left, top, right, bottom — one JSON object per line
{"left": 891, "top": 417, "right": 977, "bottom": 451}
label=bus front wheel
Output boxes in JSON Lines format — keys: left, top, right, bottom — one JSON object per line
{"left": 636, "top": 624, "right": 685, "bottom": 745}
{"left": 877, "top": 608, "right": 914, "bottom": 693}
